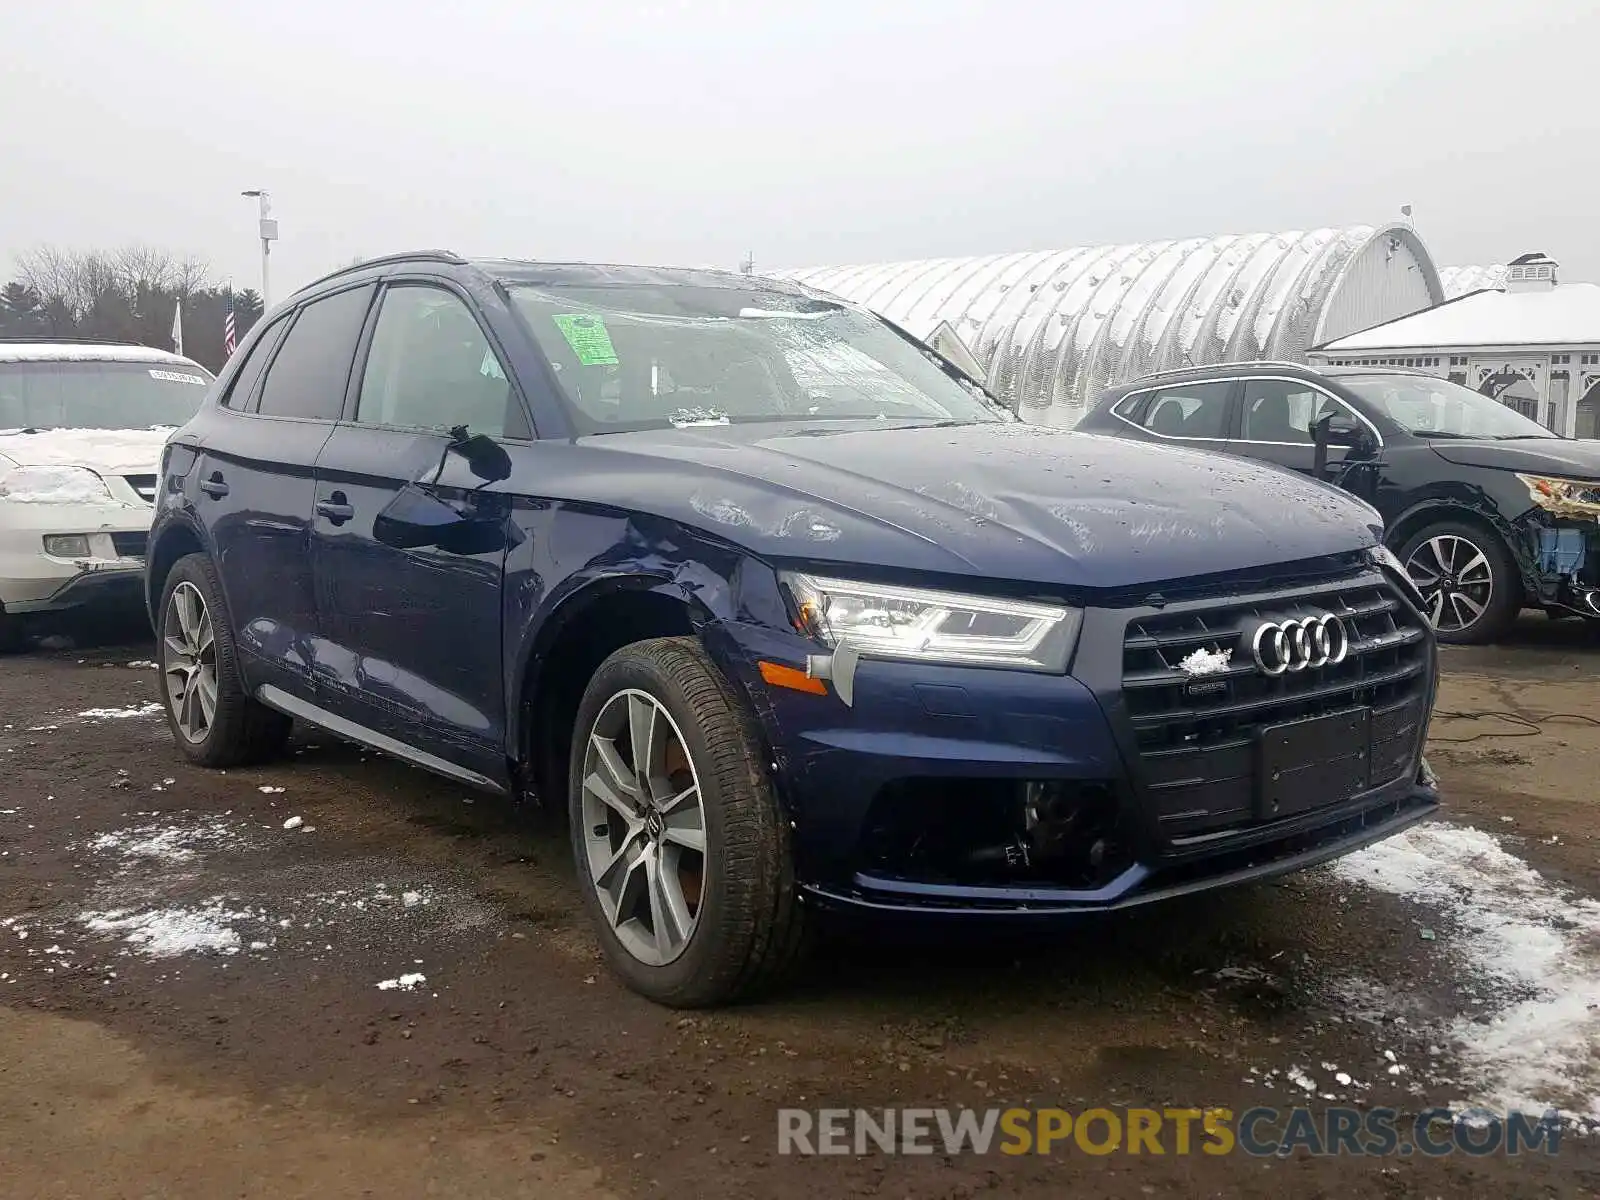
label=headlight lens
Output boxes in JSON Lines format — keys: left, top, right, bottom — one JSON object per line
{"left": 1516, "top": 473, "right": 1600, "bottom": 518}
{"left": 784, "top": 573, "right": 1080, "bottom": 671}
{"left": 0, "top": 465, "right": 114, "bottom": 504}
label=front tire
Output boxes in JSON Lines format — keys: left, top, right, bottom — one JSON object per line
{"left": 1397, "top": 521, "right": 1521, "bottom": 644}
{"left": 568, "top": 637, "right": 804, "bottom": 1007}
{"left": 157, "top": 553, "right": 291, "bottom": 767}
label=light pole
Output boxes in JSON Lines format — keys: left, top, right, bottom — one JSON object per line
{"left": 240, "top": 189, "right": 279, "bottom": 310}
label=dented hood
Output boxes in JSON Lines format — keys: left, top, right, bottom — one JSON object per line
{"left": 575, "top": 421, "right": 1382, "bottom": 589}
{"left": 1426, "top": 436, "right": 1600, "bottom": 480}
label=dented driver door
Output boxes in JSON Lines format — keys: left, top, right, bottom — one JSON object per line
{"left": 307, "top": 282, "right": 523, "bottom": 789}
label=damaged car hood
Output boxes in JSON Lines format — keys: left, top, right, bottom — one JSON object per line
{"left": 1425, "top": 436, "right": 1600, "bottom": 480}
{"left": 570, "top": 421, "right": 1382, "bottom": 588}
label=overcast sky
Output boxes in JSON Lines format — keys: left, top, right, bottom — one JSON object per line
{"left": 3, "top": 0, "right": 1596, "bottom": 299}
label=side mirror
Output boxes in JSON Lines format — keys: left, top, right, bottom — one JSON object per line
{"left": 1311, "top": 412, "right": 1376, "bottom": 480}
{"left": 373, "top": 483, "right": 470, "bottom": 549}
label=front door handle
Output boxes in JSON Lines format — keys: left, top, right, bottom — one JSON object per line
{"left": 199, "top": 472, "right": 229, "bottom": 499}
{"left": 316, "top": 492, "right": 355, "bottom": 524}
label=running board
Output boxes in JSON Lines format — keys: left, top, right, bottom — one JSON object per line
{"left": 255, "top": 684, "right": 507, "bottom": 794}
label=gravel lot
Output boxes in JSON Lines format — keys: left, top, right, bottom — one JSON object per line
{"left": 2, "top": 615, "right": 1599, "bottom": 1198}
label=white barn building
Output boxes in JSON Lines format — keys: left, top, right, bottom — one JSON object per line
{"left": 1311, "top": 254, "right": 1600, "bottom": 439}
{"left": 774, "top": 224, "right": 1444, "bottom": 427}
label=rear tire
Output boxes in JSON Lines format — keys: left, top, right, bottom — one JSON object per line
{"left": 568, "top": 636, "right": 804, "bottom": 1007}
{"left": 1396, "top": 520, "right": 1520, "bottom": 645}
{"left": 156, "top": 553, "right": 291, "bottom": 767}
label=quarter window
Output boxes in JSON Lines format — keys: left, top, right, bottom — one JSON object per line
{"left": 356, "top": 285, "right": 520, "bottom": 436}
{"left": 1139, "top": 382, "right": 1232, "bottom": 439}
{"left": 219, "top": 314, "right": 288, "bottom": 409}
{"left": 1240, "top": 379, "right": 1351, "bottom": 445}
{"left": 256, "top": 285, "right": 375, "bottom": 421}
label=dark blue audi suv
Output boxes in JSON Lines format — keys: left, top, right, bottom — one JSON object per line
{"left": 145, "top": 252, "right": 1440, "bottom": 1006}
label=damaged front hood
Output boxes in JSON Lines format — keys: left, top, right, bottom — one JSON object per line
{"left": 1427, "top": 437, "right": 1600, "bottom": 480}
{"left": 577, "top": 421, "right": 1381, "bottom": 588}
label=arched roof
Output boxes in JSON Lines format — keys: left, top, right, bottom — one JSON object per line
{"left": 775, "top": 224, "right": 1443, "bottom": 425}
{"left": 1439, "top": 264, "right": 1508, "bottom": 298}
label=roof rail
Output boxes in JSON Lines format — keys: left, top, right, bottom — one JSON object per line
{"left": 291, "top": 249, "right": 469, "bottom": 298}
{"left": 1118, "top": 359, "right": 1310, "bottom": 386}
{"left": 0, "top": 335, "right": 145, "bottom": 346}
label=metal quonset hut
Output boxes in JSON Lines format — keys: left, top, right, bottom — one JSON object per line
{"left": 774, "top": 224, "right": 1444, "bottom": 427}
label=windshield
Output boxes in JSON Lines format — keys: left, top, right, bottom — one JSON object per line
{"left": 0, "top": 359, "right": 213, "bottom": 431}
{"left": 508, "top": 283, "right": 1003, "bottom": 434}
{"left": 1341, "top": 374, "right": 1558, "bottom": 440}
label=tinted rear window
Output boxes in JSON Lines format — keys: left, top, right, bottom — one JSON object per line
{"left": 0, "top": 359, "right": 212, "bottom": 430}
{"left": 257, "top": 285, "right": 374, "bottom": 420}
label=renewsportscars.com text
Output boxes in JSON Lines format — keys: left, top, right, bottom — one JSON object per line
{"left": 777, "top": 1106, "right": 1565, "bottom": 1158}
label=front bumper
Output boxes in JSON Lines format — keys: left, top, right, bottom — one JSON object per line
{"left": 711, "top": 565, "right": 1438, "bottom": 921}
{"left": 0, "top": 505, "right": 151, "bottom": 615}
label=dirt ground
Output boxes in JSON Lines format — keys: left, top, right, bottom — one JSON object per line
{"left": 2, "top": 613, "right": 1598, "bottom": 1198}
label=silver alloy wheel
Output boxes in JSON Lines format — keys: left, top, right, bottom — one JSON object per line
{"left": 580, "top": 689, "right": 708, "bottom": 967}
{"left": 162, "top": 581, "right": 219, "bottom": 743}
{"left": 1404, "top": 534, "right": 1494, "bottom": 634}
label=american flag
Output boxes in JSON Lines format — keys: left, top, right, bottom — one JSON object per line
{"left": 223, "top": 294, "right": 236, "bottom": 357}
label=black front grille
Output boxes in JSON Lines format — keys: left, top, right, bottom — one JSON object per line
{"left": 123, "top": 474, "right": 158, "bottom": 502}
{"left": 110, "top": 531, "right": 148, "bottom": 559}
{"left": 1121, "top": 576, "right": 1431, "bottom": 842}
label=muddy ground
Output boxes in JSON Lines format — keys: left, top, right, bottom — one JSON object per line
{"left": 2, "top": 613, "right": 1598, "bottom": 1198}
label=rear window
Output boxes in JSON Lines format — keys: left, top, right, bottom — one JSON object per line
{"left": 0, "top": 359, "right": 213, "bottom": 431}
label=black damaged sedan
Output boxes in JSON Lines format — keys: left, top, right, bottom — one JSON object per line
{"left": 1080, "top": 362, "right": 1600, "bottom": 643}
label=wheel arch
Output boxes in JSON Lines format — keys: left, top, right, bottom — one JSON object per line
{"left": 1383, "top": 500, "right": 1535, "bottom": 601}
{"left": 145, "top": 517, "right": 211, "bottom": 627}
{"left": 512, "top": 574, "right": 709, "bottom": 805}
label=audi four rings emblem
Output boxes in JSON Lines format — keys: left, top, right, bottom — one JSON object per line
{"left": 1249, "top": 613, "right": 1349, "bottom": 675}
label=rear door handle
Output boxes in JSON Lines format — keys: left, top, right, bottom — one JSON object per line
{"left": 199, "top": 473, "right": 229, "bottom": 498}
{"left": 316, "top": 492, "right": 355, "bottom": 524}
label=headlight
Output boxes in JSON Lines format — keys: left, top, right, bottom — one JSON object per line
{"left": 0, "top": 465, "right": 113, "bottom": 504}
{"left": 1516, "top": 473, "right": 1600, "bottom": 518}
{"left": 784, "top": 573, "right": 1080, "bottom": 671}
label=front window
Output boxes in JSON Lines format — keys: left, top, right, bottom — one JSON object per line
{"left": 1342, "top": 373, "right": 1558, "bottom": 440}
{"left": 508, "top": 283, "right": 1004, "bottom": 433}
{"left": 0, "top": 359, "right": 213, "bottom": 431}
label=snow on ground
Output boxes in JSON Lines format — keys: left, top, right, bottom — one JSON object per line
{"left": 78, "top": 702, "right": 164, "bottom": 720}
{"left": 81, "top": 904, "right": 257, "bottom": 957}
{"left": 1333, "top": 821, "right": 1600, "bottom": 1124}
{"left": 85, "top": 816, "right": 251, "bottom": 864}
{"left": 0, "top": 806, "right": 499, "bottom": 984}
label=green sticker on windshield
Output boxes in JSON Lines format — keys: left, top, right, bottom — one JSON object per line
{"left": 551, "top": 313, "right": 619, "bottom": 366}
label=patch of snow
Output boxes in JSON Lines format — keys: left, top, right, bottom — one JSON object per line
{"left": 86, "top": 818, "right": 247, "bottom": 865}
{"left": 1333, "top": 821, "right": 1600, "bottom": 1121}
{"left": 0, "top": 427, "right": 170, "bottom": 476}
{"left": 78, "top": 703, "right": 163, "bottom": 720}
{"left": 0, "top": 465, "right": 121, "bottom": 504}
{"left": 1177, "top": 646, "right": 1231, "bottom": 677}
{"left": 80, "top": 904, "right": 251, "bottom": 957}
{"left": 377, "top": 972, "right": 427, "bottom": 991}
{"left": 281, "top": 816, "right": 303, "bottom": 830}
{"left": 260, "top": 786, "right": 285, "bottom": 794}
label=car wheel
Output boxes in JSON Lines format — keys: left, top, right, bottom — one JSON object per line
{"left": 0, "top": 611, "right": 24, "bottom": 655}
{"left": 1397, "top": 521, "right": 1520, "bottom": 644}
{"left": 157, "top": 553, "right": 292, "bottom": 767}
{"left": 568, "top": 636, "right": 804, "bottom": 1007}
